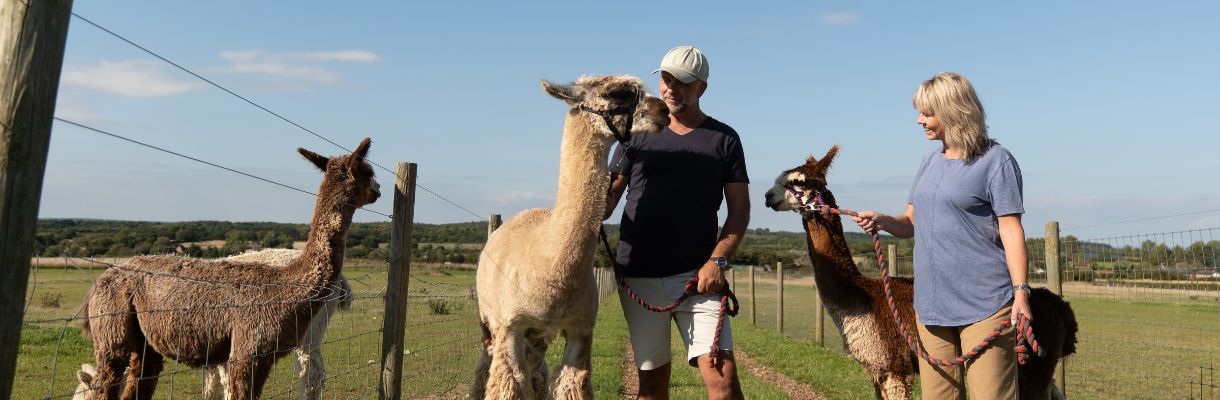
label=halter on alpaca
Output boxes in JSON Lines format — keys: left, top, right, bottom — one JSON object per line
{"left": 783, "top": 182, "right": 1046, "bottom": 367}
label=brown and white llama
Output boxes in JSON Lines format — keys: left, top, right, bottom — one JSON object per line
{"left": 762, "top": 146, "right": 1078, "bottom": 400}
{"left": 79, "top": 138, "right": 380, "bottom": 400}
{"left": 472, "top": 76, "right": 668, "bottom": 399}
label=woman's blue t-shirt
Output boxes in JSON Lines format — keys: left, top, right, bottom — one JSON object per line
{"left": 908, "top": 143, "right": 1024, "bottom": 326}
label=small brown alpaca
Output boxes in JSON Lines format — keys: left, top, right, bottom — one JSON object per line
{"left": 763, "top": 146, "right": 1078, "bottom": 400}
{"left": 79, "top": 138, "right": 380, "bottom": 400}
{"left": 472, "top": 76, "right": 668, "bottom": 400}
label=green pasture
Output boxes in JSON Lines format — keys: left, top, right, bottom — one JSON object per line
{"left": 16, "top": 264, "right": 1220, "bottom": 399}
{"left": 734, "top": 274, "right": 1220, "bottom": 400}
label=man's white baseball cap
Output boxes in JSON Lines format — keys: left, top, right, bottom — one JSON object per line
{"left": 653, "top": 45, "right": 708, "bottom": 84}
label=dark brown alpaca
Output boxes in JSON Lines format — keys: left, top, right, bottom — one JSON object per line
{"left": 763, "top": 146, "right": 1078, "bottom": 400}
{"left": 80, "top": 138, "right": 380, "bottom": 400}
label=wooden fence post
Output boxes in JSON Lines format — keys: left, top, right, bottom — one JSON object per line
{"left": 487, "top": 213, "right": 502, "bottom": 239}
{"left": 749, "top": 266, "right": 756, "bottom": 326}
{"left": 888, "top": 244, "right": 898, "bottom": 277}
{"left": 814, "top": 277, "right": 824, "bottom": 347}
{"left": 1044, "top": 220, "right": 1064, "bottom": 396}
{"left": 730, "top": 267, "right": 736, "bottom": 293}
{"left": 776, "top": 261, "right": 784, "bottom": 334}
{"left": 379, "top": 162, "right": 417, "bottom": 400}
{"left": 1, "top": 1, "right": 74, "bottom": 398}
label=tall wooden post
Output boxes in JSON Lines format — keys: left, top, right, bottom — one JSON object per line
{"left": 887, "top": 244, "right": 898, "bottom": 277}
{"left": 776, "top": 262, "right": 784, "bottom": 334}
{"left": 1045, "top": 221, "right": 1062, "bottom": 295}
{"left": 729, "top": 267, "right": 735, "bottom": 292}
{"left": 487, "top": 213, "right": 502, "bottom": 239}
{"left": 749, "top": 266, "right": 756, "bottom": 326}
{"left": 380, "top": 162, "right": 416, "bottom": 400}
{"left": 813, "top": 277, "right": 824, "bottom": 347}
{"left": 1, "top": 1, "right": 74, "bottom": 398}
{"left": 1044, "top": 220, "right": 1064, "bottom": 396}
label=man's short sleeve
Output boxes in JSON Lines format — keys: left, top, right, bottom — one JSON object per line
{"left": 722, "top": 135, "right": 749, "bottom": 183}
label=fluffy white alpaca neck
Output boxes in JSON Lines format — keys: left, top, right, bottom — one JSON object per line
{"left": 548, "top": 112, "right": 614, "bottom": 276}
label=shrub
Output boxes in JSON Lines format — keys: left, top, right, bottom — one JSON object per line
{"left": 39, "top": 292, "right": 63, "bottom": 308}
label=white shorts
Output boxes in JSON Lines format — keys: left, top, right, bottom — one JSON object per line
{"left": 617, "top": 269, "right": 734, "bottom": 370}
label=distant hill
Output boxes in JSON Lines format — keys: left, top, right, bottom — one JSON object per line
{"left": 33, "top": 219, "right": 911, "bottom": 268}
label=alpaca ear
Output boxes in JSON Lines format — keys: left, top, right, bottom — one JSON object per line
{"left": 541, "top": 80, "right": 586, "bottom": 105}
{"left": 815, "top": 145, "right": 840, "bottom": 172}
{"left": 298, "top": 148, "right": 329, "bottom": 171}
{"left": 78, "top": 364, "right": 95, "bottom": 384}
{"left": 352, "top": 137, "right": 372, "bottom": 161}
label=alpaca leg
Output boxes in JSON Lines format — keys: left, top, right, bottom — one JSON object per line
{"left": 1049, "top": 382, "right": 1065, "bottom": 400}
{"left": 92, "top": 353, "right": 130, "bottom": 400}
{"left": 225, "top": 359, "right": 255, "bottom": 400}
{"left": 124, "top": 350, "right": 164, "bottom": 400}
{"left": 470, "top": 321, "right": 493, "bottom": 400}
{"left": 880, "top": 373, "right": 913, "bottom": 400}
{"left": 296, "top": 301, "right": 335, "bottom": 400}
{"left": 525, "top": 334, "right": 550, "bottom": 400}
{"left": 294, "top": 343, "right": 326, "bottom": 400}
{"left": 551, "top": 330, "right": 593, "bottom": 400}
{"left": 484, "top": 327, "right": 532, "bottom": 400}
{"left": 202, "top": 366, "right": 227, "bottom": 400}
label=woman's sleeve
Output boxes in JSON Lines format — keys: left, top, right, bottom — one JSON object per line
{"left": 989, "top": 155, "right": 1024, "bottom": 216}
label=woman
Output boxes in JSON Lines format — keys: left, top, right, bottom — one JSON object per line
{"left": 851, "top": 72, "right": 1031, "bottom": 399}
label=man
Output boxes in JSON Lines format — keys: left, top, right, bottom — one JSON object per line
{"left": 605, "top": 45, "right": 749, "bottom": 400}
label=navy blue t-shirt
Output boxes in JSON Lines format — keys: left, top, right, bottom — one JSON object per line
{"left": 609, "top": 117, "right": 749, "bottom": 277}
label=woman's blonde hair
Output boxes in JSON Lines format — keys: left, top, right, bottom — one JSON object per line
{"left": 913, "top": 72, "right": 991, "bottom": 163}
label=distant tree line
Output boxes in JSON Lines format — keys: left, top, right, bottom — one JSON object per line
{"left": 33, "top": 219, "right": 487, "bottom": 264}
{"left": 37, "top": 219, "right": 1213, "bottom": 279}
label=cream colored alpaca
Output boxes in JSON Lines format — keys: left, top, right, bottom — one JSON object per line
{"left": 472, "top": 76, "right": 668, "bottom": 399}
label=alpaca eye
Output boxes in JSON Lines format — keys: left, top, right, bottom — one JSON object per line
{"left": 606, "top": 90, "right": 633, "bottom": 102}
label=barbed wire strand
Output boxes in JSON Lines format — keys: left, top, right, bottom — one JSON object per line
{"left": 54, "top": 117, "right": 393, "bottom": 219}
{"left": 1062, "top": 208, "right": 1220, "bottom": 232}
{"left": 68, "top": 11, "right": 488, "bottom": 223}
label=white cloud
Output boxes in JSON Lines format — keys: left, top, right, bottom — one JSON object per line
{"left": 62, "top": 60, "right": 204, "bottom": 97}
{"left": 210, "top": 49, "right": 381, "bottom": 91}
{"left": 53, "top": 95, "right": 110, "bottom": 125}
{"left": 818, "top": 11, "right": 860, "bottom": 26}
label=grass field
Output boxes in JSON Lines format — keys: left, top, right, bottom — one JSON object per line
{"left": 17, "top": 261, "right": 1220, "bottom": 399}
{"left": 735, "top": 271, "right": 1220, "bottom": 400}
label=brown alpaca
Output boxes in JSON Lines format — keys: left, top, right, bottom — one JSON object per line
{"left": 762, "top": 146, "right": 1078, "bottom": 400}
{"left": 79, "top": 138, "right": 380, "bottom": 400}
{"left": 472, "top": 76, "right": 668, "bottom": 400}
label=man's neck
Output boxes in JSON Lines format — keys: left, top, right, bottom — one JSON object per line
{"left": 669, "top": 108, "right": 708, "bottom": 135}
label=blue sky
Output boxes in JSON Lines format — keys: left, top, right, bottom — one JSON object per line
{"left": 39, "top": 1, "right": 1220, "bottom": 241}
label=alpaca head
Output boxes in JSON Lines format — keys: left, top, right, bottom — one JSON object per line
{"left": 73, "top": 364, "right": 97, "bottom": 400}
{"left": 764, "top": 145, "right": 840, "bottom": 219}
{"left": 540, "top": 75, "right": 669, "bottom": 139}
{"left": 298, "top": 137, "right": 381, "bottom": 207}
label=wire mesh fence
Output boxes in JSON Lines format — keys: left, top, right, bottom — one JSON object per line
{"left": 1056, "top": 228, "right": 1219, "bottom": 399}
{"left": 18, "top": 253, "right": 389, "bottom": 400}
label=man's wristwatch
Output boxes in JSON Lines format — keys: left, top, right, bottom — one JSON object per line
{"left": 1013, "top": 283, "right": 1032, "bottom": 295}
{"left": 711, "top": 256, "right": 730, "bottom": 271}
